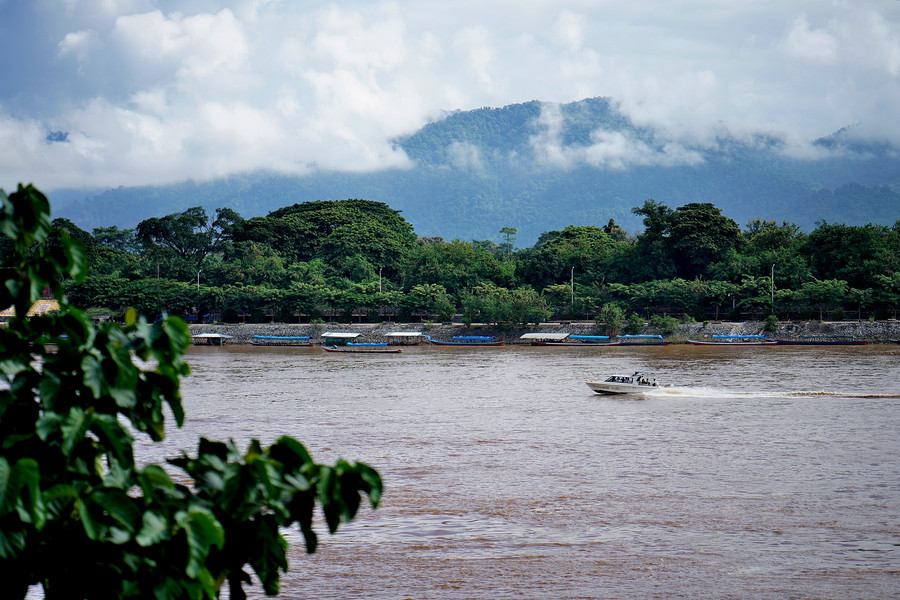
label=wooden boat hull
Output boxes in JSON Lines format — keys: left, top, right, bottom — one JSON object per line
{"left": 531, "top": 341, "right": 620, "bottom": 346}
{"left": 430, "top": 340, "right": 504, "bottom": 346}
{"left": 322, "top": 345, "right": 401, "bottom": 354}
{"left": 616, "top": 341, "right": 672, "bottom": 346}
{"left": 771, "top": 339, "right": 867, "bottom": 345}
{"left": 687, "top": 339, "right": 777, "bottom": 346}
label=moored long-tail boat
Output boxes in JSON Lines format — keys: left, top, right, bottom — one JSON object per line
{"left": 250, "top": 335, "right": 313, "bottom": 346}
{"left": 519, "top": 333, "right": 619, "bottom": 346}
{"left": 322, "top": 345, "right": 402, "bottom": 354}
{"left": 687, "top": 335, "right": 777, "bottom": 346}
{"left": 770, "top": 337, "right": 867, "bottom": 345}
{"left": 615, "top": 334, "right": 671, "bottom": 346}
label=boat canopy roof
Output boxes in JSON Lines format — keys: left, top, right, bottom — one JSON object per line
{"left": 322, "top": 332, "right": 361, "bottom": 339}
{"left": 385, "top": 332, "right": 426, "bottom": 337}
{"left": 570, "top": 334, "right": 610, "bottom": 340}
{"left": 452, "top": 336, "right": 496, "bottom": 341}
{"left": 713, "top": 334, "right": 766, "bottom": 339}
{"left": 519, "top": 333, "right": 570, "bottom": 340}
{"left": 252, "top": 335, "right": 309, "bottom": 340}
{"left": 191, "top": 333, "right": 233, "bottom": 339}
{"left": 617, "top": 334, "right": 663, "bottom": 340}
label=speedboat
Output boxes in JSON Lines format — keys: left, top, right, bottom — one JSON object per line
{"left": 586, "top": 371, "right": 659, "bottom": 395}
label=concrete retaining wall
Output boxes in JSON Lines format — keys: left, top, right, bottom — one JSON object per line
{"left": 189, "top": 320, "right": 900, "bottom": 344}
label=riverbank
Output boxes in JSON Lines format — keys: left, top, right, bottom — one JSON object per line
{"left": 188, "top": 319, "right": 900, "bottom": 344}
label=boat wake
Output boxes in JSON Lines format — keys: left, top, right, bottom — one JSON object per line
{"left": 641, "top": 387, "right": 900, "bottom": 400}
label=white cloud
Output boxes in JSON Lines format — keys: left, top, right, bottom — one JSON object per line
{"left": 57, "top": 29, "right": 102, "bottom": 66}
{"left": 528, "top": 102, "right": 705, "bottom": 170}
{"left": 447, "top": 141, "right": 484, "bottom": 171}
{"left": 783, "top": 14, "right": 838, "bottom": 63}
{"left": 110, "top": 9, "right": 249, "bottom": 80}
{"left": 2, "top": 0, "right": 900, "bottom": 191}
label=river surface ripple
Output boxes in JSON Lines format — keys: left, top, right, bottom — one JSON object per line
{"left": 137, "top": 343, "right": 900, "bottom": 599}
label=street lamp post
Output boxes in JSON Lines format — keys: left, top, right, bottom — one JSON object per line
{"left": 570, "top": 267, "right": 575, "bottom": 311}
{"left": 197, "top": 270, "right": 202, "bottom": 293}
{"left": 770, "top": 264, "right": 775, "bottom": 315}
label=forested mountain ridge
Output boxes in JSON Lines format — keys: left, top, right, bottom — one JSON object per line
{"left": 55, "top": 97, "right": 900, "bottom": 246}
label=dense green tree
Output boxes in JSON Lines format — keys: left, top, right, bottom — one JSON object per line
{"left": 602, "top": 218, "right": 628, "bottom": 242}
{"left": 595, "top": 303, "right": 625, "bottom": 336}
{"left": 667, "top": 203, "right": 742, "bottom": 279}
{"left": 516, "top": 225, "right": 628, "bottom": 290}
{"left": 628, "top": 199, "right": 676, "bottom": 281}
{"left": 92, "top": 226, "right": 141, "bottom": 254}
{"left": 801, "top": 222, "right": 900, "bottom": 289}
{"left": 707, "top": 219, "right": 810, "bottom": 287}
{"left": 459, "top": 284, "right": 549, "bottom": 327}
{"left": 797, "top": 278, "right": 848, "bottom": 320}
{"left": 403, "top": 238, "right": 513, "bottom": 295}
{"left": 136, "top": 207, "right": 232, "bottom": 281}
{"left": 0, "top": 184, "right": 382, "bottom": 599}
{"left": 402, "top": 283, "right": 456, "bottom": 321}
{"left": 234, "top": 199, "right": 417, "bottom": 279}
{"left": 874, "top": 273, "right": 900, "bottom": 318}
{"left": 499, "top": 227, "right": 517, "bottom": 259}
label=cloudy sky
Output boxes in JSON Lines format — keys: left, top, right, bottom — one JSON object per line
{"left": 1, "top": 0, "right": 899, "bottom": 192}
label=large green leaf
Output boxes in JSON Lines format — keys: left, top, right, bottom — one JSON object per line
{"left": 136, "top": 510, "right": 170, "bottom": 547}
{"left": 60, "top": 406, "right": 93, "bottom": 457}
{"left": 81, "top": 354, "right": 105, "bottom": 398}
{"left": 0, "top": 526, "right": 26, "bottom": 559}
{"left": 91, "top": 414, "right": 135, "bottom": 469}
{"left": 356, "top": 462, "right": 383, "bottom": 507}
{"left": 0, "top": 457, "right": 11, "bottom": 515}
{"left": 91, "top": 488, "right": 140, "bottom": 540}
{"left": 247, "top": 516, "right": 287, "bottom": 596}
{"left": 177, "top": 506, "right": 224, "bottom": 579}
{"left": 12, "top": 458, "right": 45, "bottom": 530}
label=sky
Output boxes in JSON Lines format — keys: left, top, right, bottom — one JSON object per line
{"left": 1, "top": 0, "right": 899, "bottom": 192}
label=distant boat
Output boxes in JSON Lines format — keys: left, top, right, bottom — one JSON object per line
{"left": 687, "top": 335, "right": 776, "bottom": 346}
{"left": 385, "top": 332, "right": 429, "bottom": 345}
{"left": 889, "top": 339, "right": 900, "bottom": 344}
{"left": 586, "top": 371, "right": 660, "bottom": 395}
{"left": 322, "top": 345, "right": 401, "bottom": 354}
{"left": 322, "top": 331, "right": 362, "bottom": 345}
{"left": 520, "top": 333, "right": 619, "bottom": 346}
{"left": 191, "top": 333, "right": 233, "bottom": 346}
{"left": 250, "top": 335, "right": 312, "bottom": 346}
{"left": 771, "top": 337, "right": 867, "bottom": 345}
{"left": 616, "top": 335, "right": 671, "bottom": 346}
{"left": 429, "top": 336, "right": 504, "bottom": 346}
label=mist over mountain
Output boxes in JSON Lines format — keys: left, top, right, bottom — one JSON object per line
{"left": 55, "top": 97, "right": 900, "bottom": 247}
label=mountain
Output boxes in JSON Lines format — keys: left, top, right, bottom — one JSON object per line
{"left": 55, "top": 97, "right": 900, "bottom": 246}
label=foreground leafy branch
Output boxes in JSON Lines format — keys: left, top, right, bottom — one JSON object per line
{"left": 0, "top": 184, "right": 382, "bottom": 599}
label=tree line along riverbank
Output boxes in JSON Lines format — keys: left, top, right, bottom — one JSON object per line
{"left": 188, "top": 320, "right": 900, "bottom": 345}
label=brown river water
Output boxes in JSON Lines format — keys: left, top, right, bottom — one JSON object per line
{"left": 133, "top": 344, "right": 899, "bottom": 598}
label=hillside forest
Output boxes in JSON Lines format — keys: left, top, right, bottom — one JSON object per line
{"left": 22, "top": 193, "right": 900, "bottom": 330}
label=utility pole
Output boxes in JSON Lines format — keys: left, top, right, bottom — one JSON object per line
{"left": 197, "top": 270, "right": 202, "bottom": 293}
{"left": 770, "top": 264, "right": 775, "bottom": 315}
{"left": 571, "top": 267, "right": 575, "bottom": 311}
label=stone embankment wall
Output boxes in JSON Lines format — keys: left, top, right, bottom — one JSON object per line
{"left": 189, "top": 320, "right": 900, "bottom": 344}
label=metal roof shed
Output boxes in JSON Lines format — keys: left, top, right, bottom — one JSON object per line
{"left": 519, "top": 333, "right": 571, "bottom": 341}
